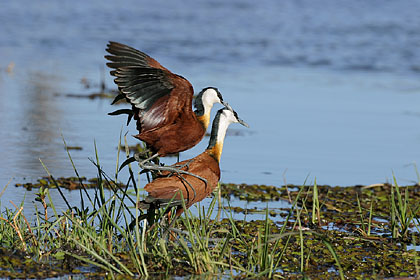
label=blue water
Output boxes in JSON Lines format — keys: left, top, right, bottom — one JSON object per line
{"left": 1, "top": 0, "right": 420, "bottom": 214}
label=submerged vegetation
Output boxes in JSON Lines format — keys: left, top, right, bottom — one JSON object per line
{"left": 2, "top": 161, "right": 420, "bottom": 278}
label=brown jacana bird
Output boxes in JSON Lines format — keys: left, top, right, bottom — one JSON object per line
{"left": 105, "top": 41, "right": 228, "bottom": 165}
{"left": 138, "top": 107, "right": 248, "bottom": 223}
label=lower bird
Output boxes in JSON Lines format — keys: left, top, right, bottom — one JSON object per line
{"left": 138, "top": 107, "right": 248, "bottom": 224}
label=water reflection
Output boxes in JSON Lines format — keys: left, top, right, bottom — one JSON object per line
{"left": 19, "top": 72, "right": 65, "bottom": 176}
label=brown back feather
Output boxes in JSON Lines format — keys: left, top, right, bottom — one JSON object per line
{"left": 144, "top": 152, "right": 220, "bottom": 207}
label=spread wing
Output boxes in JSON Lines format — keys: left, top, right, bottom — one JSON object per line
{"left": 105, "top": 41, "right": 194, "bottom": 132}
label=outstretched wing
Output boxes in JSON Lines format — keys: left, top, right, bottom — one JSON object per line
{"left": 106, "top": 41, "right": 168, "bottom": 71}
{"left": 105, "top": 41, "right": 194, "bottom": 132}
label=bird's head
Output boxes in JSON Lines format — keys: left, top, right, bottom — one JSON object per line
{"left": 206, "top": 107, "right": 248, "bottom": 161}
{"left": 195, "top": 87, "right": 228, "bottom": 129}
{"left": 221, "top": 105, "right": 249, "bottom": 128}
{"left": 196, "top": 87, "right": 227, "bottom": 108}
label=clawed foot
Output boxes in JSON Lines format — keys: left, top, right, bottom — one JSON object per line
{"left": 134, "top": 152, "right": 160, "bottom": 165}
{"left": 119, "top": 152, "right": 206, "bottom": 202}
{"left": 119, "top": 152, "right": 159, "bottom": 171}
{"left": 139, "top": 161, "right": 207, "bottom": 186}
{"left": 172, "top": 159, "right": 194, "bottom": 171}
{"left": 119, "top": 153, "right": 206, "bottom": 183}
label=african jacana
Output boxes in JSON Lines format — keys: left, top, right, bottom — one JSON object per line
{"left": 138, "top": 107, "right": 248, "bottom": 220}
{"left": 105, "top": 42, "right": 228, "bottom": 163}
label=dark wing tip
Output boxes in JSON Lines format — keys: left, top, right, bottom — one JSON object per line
{"left": 111, "top": 93, "right": 126, "bottom": 105}
{"left": 107, "top": 41, "right": 125, "bottom": 48}
{"left": 108, "top": 108, "right": 133, "bottom": 116}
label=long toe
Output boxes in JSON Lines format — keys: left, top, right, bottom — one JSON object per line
{"left": 119, "top": 156, "right": 137, "bottom": 171}
{"left": 134, "top": 151, "right": 150, "bottom": 162}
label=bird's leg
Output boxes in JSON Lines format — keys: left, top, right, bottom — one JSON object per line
{"left": 176, "top": 159, "right": 210, "bottom": 194}
{"left": 134, "top": 152, "right": 161, "bottom": 180}
{"left": 134, "top": 154, "right": 206, "bottom": 185}
{"left": 144, "top": 164, "right": 206, "bottom": 202}
{"left": 119, "top": 151, "right": 160, "bottom": 172}
{"left": 162, "top": 213, "right": 179, "bottom": 240}
{"left": 172, "top": 159, "right": 194, "bottom": 170}
{"left": 177, "top": 175, "right": 197, "bottom": 201}
{"left": 138, "top": 163, "right": 207, "bottom": 186}
{"left": 135, "top": 155, "right": 206, "bottom": 201}
{"left": 161, "top": 207, "right": 185, "bottom": 241}
{"left": 134, "top": 152, "right": 160, "bottom": 166}
{"left": 134, "top": 152, "right": 201, "bottom": 183}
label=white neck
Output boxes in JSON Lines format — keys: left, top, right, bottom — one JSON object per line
{"left": 201, "top": 89, "right": 220, "bottom": 115}
{"left": 207, "top": 109, "right": 237, "bottom": 161}
{"left": 215, "top": 115, "right": 231, "bottom": 145}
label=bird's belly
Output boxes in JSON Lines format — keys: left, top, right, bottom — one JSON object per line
{"left": 139, "top": 122, "right": 205, "bottom": 156}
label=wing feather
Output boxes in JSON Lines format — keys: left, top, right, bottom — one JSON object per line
{"left": 105, "top": 41, "right": 194, "bottom": 133}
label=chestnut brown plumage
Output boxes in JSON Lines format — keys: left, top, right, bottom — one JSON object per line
{"left": 138, "top": 107, "right": 249, "bottom": 218}
{"left": 105, "top": 41, "right": 227, "bottom": 158}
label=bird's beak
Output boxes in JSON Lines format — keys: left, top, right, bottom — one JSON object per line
{"left": 224, "top": 102, "right": 250, "bottom": 128}
{"left": 238, "top": 118, "right": 249, "bottom": 128}
{"left": 224, "top": 102, "right": 233, "bottom": 111}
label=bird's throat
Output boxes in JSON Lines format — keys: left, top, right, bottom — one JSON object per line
{"left": 197, "top": 112, "right": 211, "bottom": 130}
{"left": 206, "top": 112, "right": 230, "bottom": 162}
{"left": 208, "top": 142, "right": 223, "bottom": 162}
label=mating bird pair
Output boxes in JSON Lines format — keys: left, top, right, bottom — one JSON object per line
{"left": 105, "top": 42, "right": 248, "bottom": 218}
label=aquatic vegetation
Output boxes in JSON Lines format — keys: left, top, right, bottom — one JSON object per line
{"left": 65, "top": 145, "right": 83, "bottom": 150}
{"left": 15, "top": 176, "right": 125, "bottom": 191}
{"left": 220, "top": 183, "right": 289, "bottom": 201}
{"left": 5, "top": 164, "right": 420, "bottom": 278}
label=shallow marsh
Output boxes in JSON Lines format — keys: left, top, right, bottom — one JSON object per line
{"left": 1, "top": 176, "right": 420, "bottom": 279}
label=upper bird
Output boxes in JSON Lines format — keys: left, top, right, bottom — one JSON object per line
{"left": 138, "top": 107, "right": 249, "bottom": 219}
{"left": 105, "top": 41, "right": 227, "bottom": 158}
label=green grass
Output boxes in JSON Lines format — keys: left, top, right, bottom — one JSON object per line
{"left": 390, "top": 174, "right": 418, "bottom": 239}
{"left": 356, "top": 193, "right": 374, "bottom": 237}
{"left": 311, "top": 178, "right": 320, "bottom": 226}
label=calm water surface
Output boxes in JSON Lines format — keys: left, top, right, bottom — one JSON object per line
{"left": 1, "top": 0, "right": 420, "bottom": 214}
